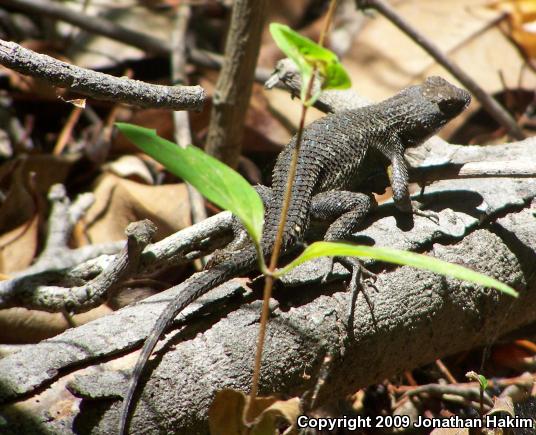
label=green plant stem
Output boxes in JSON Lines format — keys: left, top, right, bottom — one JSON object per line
{"left": 248, "top": 0, "right": 338, "bottom": 419}
{"left": 318, "top": 0, "right": 338, "bottom": 47}
{"left": 479, "top": 385, "right": 484, "bottom": 416}
{"left": 248, "top": 86, "right": 312, "bottom": 411}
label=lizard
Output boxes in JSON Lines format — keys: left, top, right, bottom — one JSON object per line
{"left": 118, "top": 76, "right": 471, "bottom": 434}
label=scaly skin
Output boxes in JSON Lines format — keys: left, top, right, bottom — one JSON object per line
{"left": 118, "top": 76, "right": 471, "bottom": 434}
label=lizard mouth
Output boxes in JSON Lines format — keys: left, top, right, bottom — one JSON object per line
{"left": 438, "top": 88, "right": 471, "bottom": 117}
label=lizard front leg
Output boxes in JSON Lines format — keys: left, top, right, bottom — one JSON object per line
{"left": 385, "top": 142, "right": 439, "bottom": 223}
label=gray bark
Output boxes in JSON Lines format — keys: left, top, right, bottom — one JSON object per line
{"left": 0, "top": 174, "right": 534, "bottom": 434}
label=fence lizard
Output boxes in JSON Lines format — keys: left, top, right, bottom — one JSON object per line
{"left": 118, "top": 76, "right": 471, "bottom": 433}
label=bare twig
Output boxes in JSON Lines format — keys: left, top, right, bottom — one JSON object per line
{"left": 171, "top": 3, "right": 207, "bottom": 268}
{"left": 204, "top": 0, "right": 268, "bottom": 167}
{"left": 410, "top": 160, "right": 536, "bottom": 182}
{"left": 355, "top": 0, "right": 525, "bottom": 140}
{"left": 435, "top": 358, "right": 458, "bottom": 384}
{"left": 405, "top": 383, "right": 494, "bottom": 408}
{"left": 3, "top": 0, "right": 275, "bottom": 86}
{"left": 0, "top": 210, "right": 235, "bottom": 311}
{"left": 302, "top": 353, "right": 334, "bottom": 413}
{"left": 53, "top": 105, "right": 83, "bottom": 155}
{"left": 3, "top": 0, "right": 168, "bottom": 55}
{"left": 0, "top": 39, "right": 206, "bottom": 111}
{"left": 0, "top": 220, "right": 156, "bottom": 312}
{"left": 42, "top": 184, "right": 94, "bottom": 255}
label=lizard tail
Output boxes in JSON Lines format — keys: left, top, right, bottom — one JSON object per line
{"left": 118, "top": 253, "right": 256, "bottom": 435}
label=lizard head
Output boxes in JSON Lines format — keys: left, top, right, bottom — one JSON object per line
{"left": 389, "top": 76, "right": 471, "bottom": 147}
{"left": 421, "top": 76, "right": 471, "bottom": 119}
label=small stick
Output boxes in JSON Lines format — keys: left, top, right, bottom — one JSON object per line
{"left": 171, "top": 3, "right": 207, "bottom": 270}
{"left": 0, "top": 39, "right": 206, "bottom": 111}
{"left": 355, "top": 0, "right": 525, "bottom": 140}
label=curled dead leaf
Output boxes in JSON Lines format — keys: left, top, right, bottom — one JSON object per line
{"left": 84, "top": 173, "right": 191, "bottom": 244}
{"left": 491, "top": 0, "right": 536, "bottom": 58}
{"left": 208, "top": 389, "right": 300, "bottom": 435}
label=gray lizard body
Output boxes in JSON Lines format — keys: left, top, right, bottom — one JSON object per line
{"left": 119, "top": 76, "right": 471, "bottom": 433}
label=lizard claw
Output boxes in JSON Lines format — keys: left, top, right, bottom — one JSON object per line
{"left": 336, "top": 257, "right": 378, "bottom": 314}
{"left": 321, "top": 257, "right": 335, "bottom": 283}
{"left": 412, "top": 200, "right": 440, "bottom": 225}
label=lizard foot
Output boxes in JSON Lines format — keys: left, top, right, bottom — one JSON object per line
{"left": 337, "top": 257, "right": 378, "bottom": 307}
{"left": 321, "top": 256, "right": 377, "bottom": 286}
{"left": 321, "top": 256, "right": 378, "bottom": 318}
{"left": 335, "top": 256, "right": 379, "bottom": 332}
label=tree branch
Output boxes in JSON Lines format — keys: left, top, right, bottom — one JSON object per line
{"left": 205, "top": 0, "right": 268, "bottom": 167}
{"left": 0, "top": 176, "right": 534, "bottom": 433}
{"left": 2, "top": 0, "right": 276, "bottom": 87}
{"left": 355, "top": 0, "right": 525, "bottom": 140}
{"left": 171, "top": 3, "right": 207, "bottom": 261}
{"left": 0, "top": 39, "right": 206, "bottom": 111}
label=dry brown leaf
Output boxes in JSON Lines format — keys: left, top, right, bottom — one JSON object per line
{"left": 209, "top": 389, "right": 248, "bottom": 435}
{"left": 244, "top": 84, "right": 292, "bottom": 152}
{"left": 104, "top": 155, "right": 154, "bottom": 184}
{"left": 491, "top": 0, "right": 536, "bottom": 58}
{"left": 487, "top": 396, "right": 515, "bottom": 417}
{"left": 65, "top": 98, "right": 86, "bottom": 109}
{"left": 251, "top": 397, "right": 300, "bottom": 435}
{"left": 84, "top": 173, "right": 191, "bottom": 243}
{"left": 335, "top": 0, "right": 536, "bottom": 137}
{"left": 0, "top": 155, "right": 77, "bottom": 273}
{"left": 0, "top": 155, "right": 77, "bottom": 232}
{"left": 208, "top": 389, "right": 300, "bottom": 435}
{"left": 265, "top": 87, "right": 324, "bottom": 131}
{"left": 0, "top": 304, "right": 112, "bottom": 344}
{"left": 0, "top": 214, "right": 39, "bottom": 274}
{"left": 0, "top": 159, "right": 37, "bottom": 235}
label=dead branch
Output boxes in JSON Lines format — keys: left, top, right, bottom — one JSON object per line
{"left": 3, "top": 0, "right": 167, "bottom": 55}
{"left": 0, "top": 202, "right": 234, "bottom": 312}
{"left": 0, "top": 39, "right": 206, "bottom": 111}
{"left": 171, "top": 4, "right": 207, "bottom": 256}
{"left": 0, "top": 175, "right": 534, "bottom": 433}
{"left": 2, "top": 0, "right": 276, "bottom": 87}
{"left": 354, "top": 0, "right": 525, "bottom": 140}
{"left": 205, "top": 0, "right": 268, "bottom": 167}
{"left": 0, "top": 220, "right": 156, "bottom": 312}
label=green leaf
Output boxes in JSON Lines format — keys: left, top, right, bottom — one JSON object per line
{"left": 116, "top": 123, "right": 264, "bottom": 244}
{"left": 477, "top": 375, "right": 489, "bottom": 391}
{"left": 276, "top": 241, "right": 518, "bottom": 297}
{"left": 269, "top": 23, "right": 351, "bottom": 104}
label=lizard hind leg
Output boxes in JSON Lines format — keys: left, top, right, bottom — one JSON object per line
{"left": 207, "top": 217, "right": 252, "bottom": 268}
{"left": 310, "top": 190, "right": 379, "bottom": 323}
